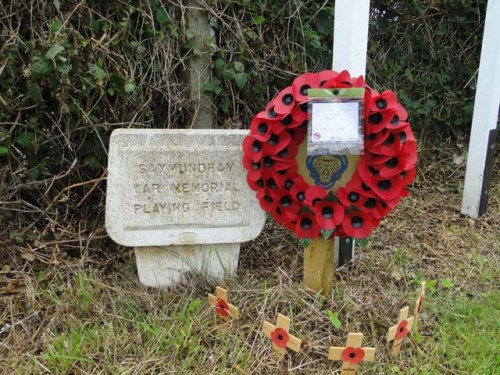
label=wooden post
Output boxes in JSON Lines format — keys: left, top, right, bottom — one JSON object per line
{"left": 302, "top": 0, "right": 371, "bottom": 294}
{"left": 461, "top": 0, "right": 500, "bottom": 217}
{"left": 304, "top": 237, "right": 335, "bottom": 294}
{"left": 332, "top": 0, "right": 371, "bottom": 267}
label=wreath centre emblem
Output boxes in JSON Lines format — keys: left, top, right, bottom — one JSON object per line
{"left": 307, "top": 154, "right": 348, "bottom": 189}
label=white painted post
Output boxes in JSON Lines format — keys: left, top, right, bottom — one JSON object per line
{"left": 332, "top": 0, "right": 371, "bottom": 266}
{"left": 332, "top": 0, "right": 370, "bottom": 78}
{"left": 461, "top": 0, "right": 500, "bottom": 218}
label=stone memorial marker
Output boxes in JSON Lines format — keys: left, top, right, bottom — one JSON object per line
{"left": 106, "top": 129, "right": 265, "bottom": 287}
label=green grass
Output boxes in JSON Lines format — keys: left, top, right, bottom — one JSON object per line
{"left": 2, "top": 264, "right": 498, "bottom": 374}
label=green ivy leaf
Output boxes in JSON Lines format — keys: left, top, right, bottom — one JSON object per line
{"left": 124, "top": 82, "right": 136, "bottom": 94}
{"left": 234, "top": 73, "right": 247, "bottom": 89}
{"left": 45, "top": 44, "right": 64, "bottom": 59}
{"left": 155, "top": 8, "right": 169, "bottom": 24}
{"left": 214, "top": 58, "right": 225, "bottom": 71}
{"left": 252, "top": 15, "right": 266, "bottom": 25}
{"left": 234, "top": 61, "right": 245, "bottom": 73}
{"left": 203, "top": 82, "right": 222, "bottom": 95}
{"left": 51, "top": 19, "right": 62, "bottom": 33}
{"left": 32, "top": 57, "right": 53, "bottom": 76}
{"left": 89, "top": 65, "right": 106, "bottom": 80}
{"left": 84, "top": 156, "right": 101, "bottom": 170}
{"left": 0, "top": 146, "right": 8, "bottom": 155}
{"left": 15, "top": 133, "right": 34, "bottom": 148}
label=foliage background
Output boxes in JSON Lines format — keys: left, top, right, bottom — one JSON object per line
{"left": 0, "top": 0, "right": 487, "bottom": 246}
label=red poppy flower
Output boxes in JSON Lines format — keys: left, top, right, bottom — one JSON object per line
{"left": 304, "top": 186, "right": 327, "bottom": 207}
{"left": 396, "top": 319, "right": 409, "bottom": 340}
{"left": 273, "top": 86, "right": 296, "bottom": 114}
{"left": 341, "top": 346, "right": 365, "bottom": 365}
{"left": 295, "top": 211, "right": 320, "bottom": 238}
{"left": 378, "top": 155, "right": 408, "bottom": 178}
{"left": 400, "top": 166, "right": 417, "bottom": 187}
{"left": 313, "top": 201, "right": 344, "bottom": 230}
{"left": 290, "top": 181, "right": 310, "bottom": 204}
{"left": 323, "top": 69, "right": 353, "bottom": 88}
{"left": 345, "top": 171, "right": 376, "bottom": 198}
{"left": 369, "top": 90, "right": 399, "bottom": 112}
{"left": 270, "top": 205, "right": 287, "bottom": 225}
{"left": 261, "top": 101, "right": 287, "bottom": 122}
{"left": 290, "top": 124, "right": 308, "bottom": 144}
{"left": 370, "top": 129, "right": 409, "bottom": 156}
{"left": 337, "top": 187, "right": 368, "bottom": 208}
{"left": 271, "top": 327, "right": 290, "bottom": 349}
{"left": 342, "top": 210, "right": 379, "bottom": 238}
{"left": 270, "top": 189, "right": 301, "bottom": 221}
{"left": 266, "top": 131, "right": 292, "bottom": 155}
{"left": 243, "top": 156, "right": 273, "bottom": 183}
{"left": 367, "top": 175, "right": 404, "bottom": 201}
{"left": 350, "top": 75, "right": 365, "bottom": 87}
{"left": 215, "top": 298, "right": 229, "bottom": 317}
{"left": 358, "top": 158, "right": 382, "bottom": 183}
{"left": 246, "top": 174, "right": 264, "bottom": 191}
{"left": 257, "top": 189, "right": 276, "bottom": 212}
{"left": 291, "top": 103, "right": 309, "bottom": 123}
{"left": 282, "top": 218, "right": 297, "bottom": 232}
{"left": 365, "top": 108, "right": 398, "bottom": 135}
{"left": 402, "top": 140, "right": 418, "bottom": 166}
{"left": 319, "top": 70, "right": 338, "bottom": 83}
{"left": 250, "top": 117, "right": 274, "bottom": 141}
{"left": 242, "top": 135, "right": 264, "bottom": 163}
{"left": 359, "top": 196, "right": 384, "bottom": 219}
{"left": 333, "top": 223, "right": 348, "bottom": 238}
{"left": 292, "top": 73, "right": 321, "bottom": 103}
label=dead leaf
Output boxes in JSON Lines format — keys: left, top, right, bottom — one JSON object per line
{"left": 453, "top": 154, "right": 465, "bottom": 166}
{"left": 6, "top": 282, "right": 15, "bottom": 294}
{"left": 21, "top": 252, "right": 36, "bottom": 262}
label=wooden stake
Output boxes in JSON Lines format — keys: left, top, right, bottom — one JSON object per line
{"left": 262, "top": 313, "right": 302, "bottom": 358}
{"left": 303, "top": 237, "right": 335, "bottom": 295}
{"left": 208, "top": 286, "right": 239, "bottom": 321}
{"left": 328, "top": 332, "right": 376, "bottom": 375}
{"left": 386, "top": 307, "right": 414, "bottom": 356}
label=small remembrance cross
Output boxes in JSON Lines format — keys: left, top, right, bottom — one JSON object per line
{"left": 414, "top": 282, "right": 426, "bottom": 322}
{"left": 386, "top": 306, "right": 414, "bottom": 355}
{"left": 262, "top": 313, "right": 302, "bottom": 357}
{"left": 207, "top": 286, "right": 239, "bottom": 321}
{"left": 328, "top": 332, "right": 375, "bottom": 374}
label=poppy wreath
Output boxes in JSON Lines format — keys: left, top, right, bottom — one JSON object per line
{"left": 242, "top": 70, "right": 417, "bottom": 240}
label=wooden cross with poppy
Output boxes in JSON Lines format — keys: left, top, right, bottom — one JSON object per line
{"left": 414, "top": 282, "right": 426, "bottom": 322}
{"left": 386, "top": 306, "right": 414, "bottom": 355}
{"left": 207, "top": 286, "right": 239, "bottom": 321}
{"left": 328, "top": 332, "right": 375, "bottom": 375}
{"left": 262, "top": 313, "right": 302, "bottom": 357}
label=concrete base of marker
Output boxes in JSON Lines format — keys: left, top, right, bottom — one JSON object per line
{"left": 134, "top": 243, "right": 240, "bottom": 287}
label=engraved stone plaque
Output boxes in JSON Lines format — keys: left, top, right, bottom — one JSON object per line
{"left": 106, "top": 129, "right": 265, "bottom": 247}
